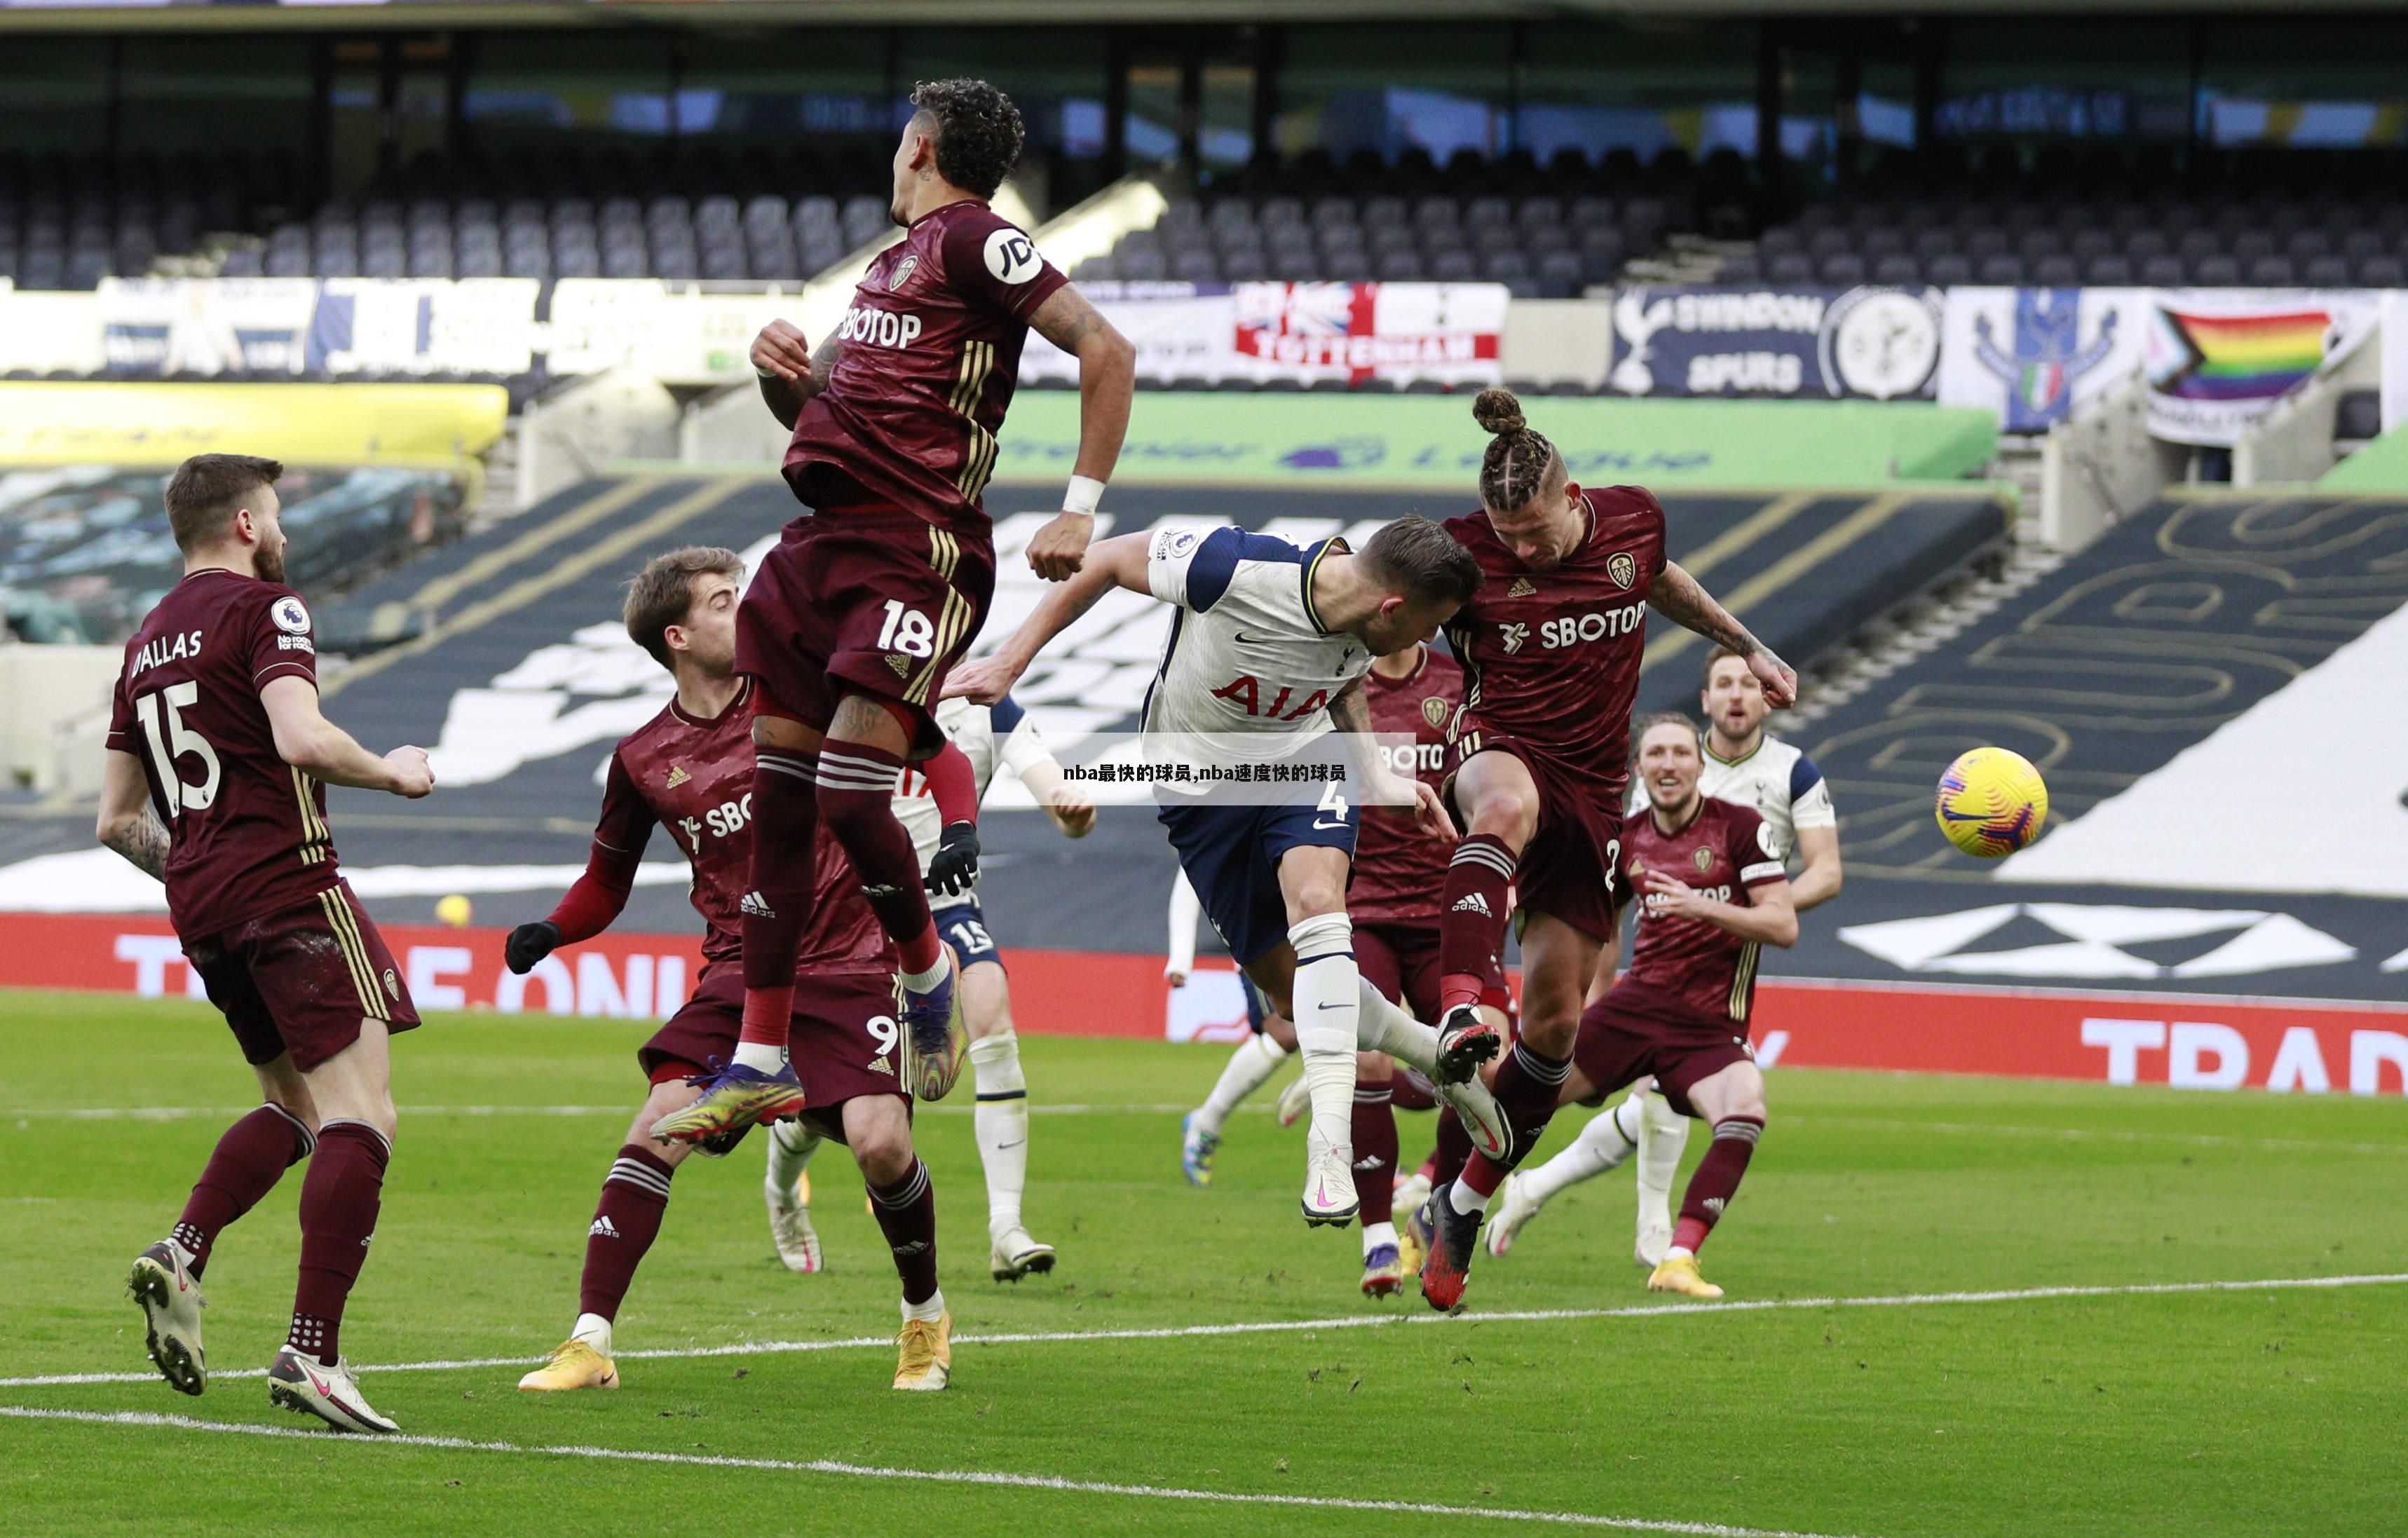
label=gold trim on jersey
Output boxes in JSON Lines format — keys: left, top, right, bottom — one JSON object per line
{"left": 907, "top": 582, "right": 976, "bottom": 707}
{"left": 318, "top": 889, "right": 388, "bottom": 1021}
{"left": 1728, "top": 939, "right": 1760, "bottom": 1021}
{"left": 926, "top": 526, "right": 960, "bottom": 582}
{"left": 948, "top": 340, "right": 998, "bottom": 502}
{"left": 291, "top": 768, "right": 331, "bottom": 866}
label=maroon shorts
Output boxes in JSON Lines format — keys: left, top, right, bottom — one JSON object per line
{"left": 1570, "top": 979, "right": 1754, "bottom": 1115}
{"left": 640, "top": 966, "right": 909, "bottom": 1125}
{"left": 184, "top": 882, "right": 420, "bottom": 1075}
{"left": 1450, "top": 736, "right": 1624, "bottom": 944}
{"left": 737, "top": 509, "right": 996, "bottom": 756}
{"left": 1355, "top": 915, "right": 1443, "bottom": 1023}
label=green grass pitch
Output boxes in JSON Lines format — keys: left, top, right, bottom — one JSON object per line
{"left": 1, "top": 987, "right": 2402, "bottom": 1537}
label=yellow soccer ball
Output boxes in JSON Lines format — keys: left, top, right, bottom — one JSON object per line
{"left": 435, "top": 893, "right": 474, "bottom": 927}
{"left": 1934, "top": 747, "right": 2048, "bottom": 858}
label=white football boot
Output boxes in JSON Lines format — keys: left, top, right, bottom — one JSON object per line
{"left": 1275, "top": 1073, "right": 1313, "bottom": 1129}
{"left": 266, "top": 1347, "right": 400, "bottom": 1434}
{"left": 127, "top": 1241, "right": 205, "bottom": 1396}
{"left": 1485, "top": 1171, "right": 1542, "bottom": 1258}
{"left": 766, "top": 1167, "right": 823, "bottom": 1275}
{"left": 990, "top": 1227, "right": 1056, "bottom": 1281}
{"left": 1300, "top": 1131, "right": 1360, "bottom": 1226}
{"left": 1433, "top": 1075, "right": 1513, "bottom": 1164}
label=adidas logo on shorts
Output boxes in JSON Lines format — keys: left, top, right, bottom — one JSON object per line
{"left": 869, "top": 1056, "right": 895, "bottom": 1077}
{"left": 1452, "top": 893, "right": 1493, "bottom": 917}
{"left": 590, "top": 1216, "right": 621, "bottom": 1239}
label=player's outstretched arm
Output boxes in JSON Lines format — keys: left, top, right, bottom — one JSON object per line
{"left": 1023, "top": 285, "right": 1135, "bottom": 583}
{"left": 1016, "top": 758, "right": 1095, "bottom": 839}
{"left": 944, "top": 532, "right": 1152, "bottom": 704}
{"left": 1640, "top": 869, "right": 1800, "bottom": 947}
{"left": 1790, "top": 824, "right": 1844, "bottom": 911}
{"left": 1649, "top": 561, "right": 1799, "bottom": 708}
{"left": 260, "top": 676, "right": 434, "bottom": 796}
{"left": 94, "top": 749, "right": 168, "bottom": 880}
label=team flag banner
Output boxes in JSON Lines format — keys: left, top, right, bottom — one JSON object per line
{"left": 1937, "top": 287, "right": 2151, "bottom": 433}
{"left": 1607, "top": 285, "right": 1945, "bottom": 400}
{"left": 1019, "top": 280, "right": 1508, "bottom": 388}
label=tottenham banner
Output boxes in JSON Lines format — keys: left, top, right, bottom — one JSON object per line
{"left": 1019, "top": 281, "right": 1508, "bottom": 388}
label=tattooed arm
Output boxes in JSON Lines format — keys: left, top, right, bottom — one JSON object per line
{"left": 1649, "top": 559, "right": 1799, "bottom": 707}
{"left": 95, "top": 749, "right": 169, "bottom": 881}
{"left": 749, "top": 322, "right": 841, "bottom": 430}
{"left": 1332, "top": 676, "right": 1451, "bottom": 840}
{"left": 1023, "top": 285, "right": 1136, "bottom": 581}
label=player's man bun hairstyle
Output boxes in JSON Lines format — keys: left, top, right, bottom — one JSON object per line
{"left": 625, "top": 545, "right": 744, "bottom": 669}
{"left": 1361, "top": 516, "right": 1485, "bottom": 608}
{"left": 909, "top": 78, "right": 1026, "bottom": 200}
{"left": 1472, "top": 387, "right": 1565, "bottom": 515}
{"left": 164, "top": 453, "right": 283, "bottom": 554}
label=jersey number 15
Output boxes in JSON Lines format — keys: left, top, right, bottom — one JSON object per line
{"left": 133, "top": 681, "right": 222, "bottom": 816}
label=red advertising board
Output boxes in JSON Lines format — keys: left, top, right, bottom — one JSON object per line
{"left": 4, "top": 914, "right": 2402, "bottom": 1096}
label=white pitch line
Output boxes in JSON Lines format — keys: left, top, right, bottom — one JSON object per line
{"left": 0, "top": 1404, "right": 1859, "bottom": 1538}
{"left": 8, "top": 1271, "right": 2403, "bottom": 1390}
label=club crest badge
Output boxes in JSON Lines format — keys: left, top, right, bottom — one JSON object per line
{"left": 1421, "top": 696, "right": 1449, "bottom": 729}
{"left": 889, "top": 254, "right": 918, "bottom": 290}
{"left": 1607, "top": 552, "right": 1637, "bottom": 590}
{"left": 1693, "top": 846, "right": 1715, "bottom": 873}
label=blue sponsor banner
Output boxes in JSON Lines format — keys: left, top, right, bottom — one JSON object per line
{"left": 1607, "top": 285, "right": 1944, "bottom": 400}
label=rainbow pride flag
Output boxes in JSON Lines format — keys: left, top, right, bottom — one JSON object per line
{"left": 2152, "top": 306, "right": 2335, "bottom": 401}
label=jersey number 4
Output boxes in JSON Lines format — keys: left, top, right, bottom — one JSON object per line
{"left": 133, "top": 681, "right": 221, "bottom": 815}
{"left": 877, "top": 601, "right": 937, "bottom": 659}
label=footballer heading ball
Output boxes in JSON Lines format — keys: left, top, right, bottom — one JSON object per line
{"left": 1934, "top": 747, "right": 2048, "bottom": 858}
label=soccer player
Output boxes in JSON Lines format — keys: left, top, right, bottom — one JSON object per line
{"left": 508, "top": 547, "right": 958, "bottom": 1392}
{"left": 1551, "top": 644, "right": 1844, "bottom": 1265}
{"left": 1483, "top": 714, "right": 1796, "bottom": 1298}
{"left": 766, "top": 692, "right": 1092, "bottom": 1282}
{"left": 1417, "top": 388, "right": 1795, "bottom": 1312}
{"left": 104, "top": 454, "right": 434, "bottom": 1434}
{"left": 687, "top": 79, "right": 1136, "bottom": 1138}
{"left": 1173, "top": 869, "right": 1303, "bottom": 1187}
{"left": 950, "top": 518, "right": 1511, "bottom": 1225}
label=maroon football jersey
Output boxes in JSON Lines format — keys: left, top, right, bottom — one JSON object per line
{"left": 597, "top": 680, "right": 891, "bottom": 978}
{"left": 104, "top": 569, "right": 337, "bottom": 938}
{"left": 1621, "top": 796, "right": 1786, "bottom": 1028}
{"left": 1349, "top": 646, "right": 1464, "bottom": 924}
{"left": 1443, "top": 486, "right": 1668, "bottom": 798}
{"left": 782, "top": 200, "right": 1068, "bottom": 533}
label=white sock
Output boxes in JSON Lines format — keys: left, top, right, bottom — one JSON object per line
{"left": 1522, "top": 1098, "right": 1642, "bottom": 1208}
{"left": 1352, "top": 979, "right": 1441, "bottom": 1076}
{"left": 1633, "top": 1088, "right": 1689, "bottom": 1232}
{"left": 733, "top": 1040, "right": 787, "bottom": 1074}
{"left": 1286, "top": 913, "right": 1360, "bottom": 1153}
{"left": 903, "top": 1288, "right": 946, "bottom": 1324}
{"left": 571, "top": 1312, "right": 613, "bottom": 1356}
{"left": 969, "top": 1029, "right": 1028, "bottom": 1236}
{"left": 1448, "top": 1178, "right": 1491, "bottom": 1216}
{"left": 766, "top": 1117, "right": 821, "bottom": 1198}
{"left": 1196, "top": 1033, "right": 1288, "bottom": 1136}
{"left": 1361, "top": 1220, "right": 1398, "bottom": 1258}
{"left": 898, "top": 955, "right": 948, "bottom": 995}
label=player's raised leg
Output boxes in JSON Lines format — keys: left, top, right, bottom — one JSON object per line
{"left": 1649, "top": 1060, "right": 1768, "bottom": 1301}
{"left": 520, "top": 1074, "right": 702, "bottom": 1391}
{"left": 130, "top": 1059, "right": 315, "bottom": 1396}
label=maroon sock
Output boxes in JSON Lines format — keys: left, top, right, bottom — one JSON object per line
{"left": 576, "top": 1144, "right": 676, "bottom": 1322}
{"left": 1389, "top": 1070, "right": 1436, "bottom": 1112}
{"left": 1431, "top": 1105, "right": 1472, "bottom": 1191}
{"left": 1461, "top": 1040, "right": 1572, "bottom": 1197}
{"left": 172, "top": 1103, "right": 313, "bottom": 1277}
{"left": 1673, "top": 1115, "right": 1764, "bottom": 1255}
{"left": 1438, "top": 835, "right": 1516, "bottom": 1014}
{"left": 816, "top": 742, "right": 941, "bottom": 976}
{"left": 741, "top": 748, "right": 820, "bottom": 1045}
{"left": 1351, "top": 1080, "right": 1398, "bottom": 1229}
{"left": 866, "top": 1159, "right": 939, "bottom": 1306}
{"left": 288, "top": 1120, "right": 389, "bottom": 1364}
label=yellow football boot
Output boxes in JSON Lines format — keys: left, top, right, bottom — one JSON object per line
{"left": 517, "top": 1338, "right": 620, "bottom": 1391}
{"left": 648, "top": 1062, "right": 805, "bottom": 1143}
{"left": 1646, "top": 1253, "right": 1725, "bottom": 1300}
{"left": 892, "top": 1312, "right": 953, "bottom": 1391}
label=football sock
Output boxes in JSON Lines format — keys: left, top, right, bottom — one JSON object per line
{"left": 1196, "top": 1034, "right": 1287, "bottom": 1136}
{"left": 571, "top": 1312, "right": 613, "bottom": 1358}
{"left": 1362, "top": 1220, "right": 1398, "bottom": 1258}
{"left": 288, "top": 1120, "right": 389, "bottom": 1366}
{"left": 903, "top": 1288, "right": 948, "bottom": 1326}
{"left": 1673, "top": 1115, "right": 1764, "bottom": 1255}
{"left": 1448, "top": 1174, "right": 1491, "bottom": 1216}
{"left": 1521, "top": 1096, "right": 1642, "bottom": 1208}
{"left": 1286, "top": 913, "right": 1361, "bottom": 1154}
{"left": 1351, "top": 1077, "right": 1398, "bottom": 1228}
{"left": 1388, "top": 1070, "right": 1437, "bottom": 1112}
{"left": 1633, "top": 1087, "right": 1689, "bottom": 1237}
{"left": 578, "top": 1143, "right": 674, "bottom": 1323}
{"left": 867, "top": 1159, "right": 939, "bottom": 1306}
{"left": 172, "top": 1103, "right": 313, "bottom": 1277}
{"left": 968, "top": 1029, "right": 1029, "bottom": 1237}
{"left": 815, "top": 743, "right": 943, "bottom": 978}
{"left": 1437, "top": 834, "right": 1517, "bottom": 1014}
{"left": 766, "top": 1117, "right": 822, "bottom": 1195}
{"left": 738, "top": 746, "right": 820, "bottom": 1069}
{"left": 1352, "top": 979, "right": 1441, "bottom": 1075}
{"left": 1431, "top": 1101, "right": 1473, "bottom": 1190}
{"left": 1461, "top": 1040, "right": 1572, "bottom": 1197}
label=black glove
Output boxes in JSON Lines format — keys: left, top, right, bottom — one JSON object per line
{"left": 505, "top": 920, "right": 561, "bottom": 975}
{"left": 924, "top": 820, "right": 981, "bottom": 897}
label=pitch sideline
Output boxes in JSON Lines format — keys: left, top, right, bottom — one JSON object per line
{"left": 0, "top": 1403, "right": 1864, "bottom": 1538}
{"left": 6, "top": 1271, "right": 2402, "bottom": 1391}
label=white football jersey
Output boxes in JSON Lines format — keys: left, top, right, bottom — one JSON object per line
{"left": 896, "top": 693, "right": 1052, "bottom": 912}
{"left": 1695, "top": 731, "right": 1835, "bottom": 862}
{"left": 1140, "top": 525, "right": 1370, "bottom": 754}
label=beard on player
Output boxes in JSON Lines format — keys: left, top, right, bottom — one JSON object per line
{"left": 1639, "top": 716, "right": 1705, "bottom": 820}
